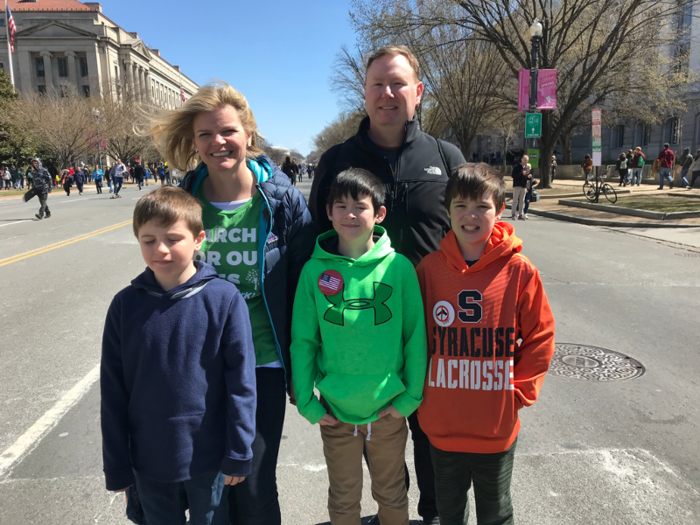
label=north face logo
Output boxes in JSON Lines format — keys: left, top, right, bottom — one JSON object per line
{"left": 424, "top": 166, "right": 442, "bottom": 175}
{"left": 324, "top": 282, "right": 393, "bottom": 326}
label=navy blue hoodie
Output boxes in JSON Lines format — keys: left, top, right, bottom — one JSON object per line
{"left": 100, "top": 261, "right": 257, "bottom": 490}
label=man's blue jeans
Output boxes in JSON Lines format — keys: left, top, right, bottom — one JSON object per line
{"left": 659, "top": 167, "right": 673, "bottom": 188}
{"left": 134, "top": 470, "right": 229, "bottom": 525}
{"left": 680, "top": 168, "right": 690, "bottom": 187}
{"left": 113, "top": 177, "right": 123, "bottom": 195}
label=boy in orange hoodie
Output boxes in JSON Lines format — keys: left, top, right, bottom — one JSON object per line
{"left": 416, "top": 163, "right": 555, "bottom": 525}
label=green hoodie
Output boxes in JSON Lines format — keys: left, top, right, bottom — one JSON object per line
{"left": 291, "top": 226, "right": 427, "bottom": 425}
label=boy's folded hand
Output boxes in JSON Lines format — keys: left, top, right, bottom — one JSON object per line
{"left": 318, "top": 413, "right": 339, "bottom": 426}
{"left": 225, "top": 476, "right": 246, "bottom": 486}
{"left": 378, "top": 406, "right": 403, "bottom": 419}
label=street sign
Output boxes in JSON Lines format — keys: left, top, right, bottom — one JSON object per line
{"left": 527, "top": 149, "right": 539, "bottom": 168}
{"left": 525, "top": 113, "right": 542, "bottom": 138}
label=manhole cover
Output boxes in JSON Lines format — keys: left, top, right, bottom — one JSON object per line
{"left": 674, "top": 252, "right": 700, "bottom": 258}
{"left": 549, "top": 343, "right": 645, "bottom": 381}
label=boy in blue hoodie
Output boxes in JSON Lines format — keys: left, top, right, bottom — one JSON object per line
{"left": 100, "top": 186, "right": 257, "bottom": 525}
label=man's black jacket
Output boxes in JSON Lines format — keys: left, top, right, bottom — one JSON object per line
{"left": 309, "top": 117, "right": 466, "bottom": 266}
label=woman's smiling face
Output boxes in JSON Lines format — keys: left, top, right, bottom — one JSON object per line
{"left": 193, "top": 105, "right": 251, "bottom": 173}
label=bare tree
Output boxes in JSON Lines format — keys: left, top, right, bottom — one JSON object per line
{"left": 313, "top": 111, "right": 365, "bottom": 153}
{"left": 331, "top": 45, "right": 369, "bottom": 114}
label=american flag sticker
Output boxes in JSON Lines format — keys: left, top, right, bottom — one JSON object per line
{"left": 318, "top": 270, "right": 343, "bottom": 295}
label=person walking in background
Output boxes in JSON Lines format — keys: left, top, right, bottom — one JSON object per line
{"left": 133, "top": 160, "right": 145, "bottom": 190}
{"left": 2, "top": 166, "right": 10, "bottom": 189}
{"left": 512, "top": 155, "right": 530, "bottom": 220}
{"left": 74, "top": 166, "right": 86, "bottom": 195}
{"left": 23, "top": 158, "right": 52, "bottom": 220}
{"left": 112, "top": 159, "right": 126, "bottom": 199}
{"left": 678, "top": 147, "right": 692, "bottom": 188}
{"left": 93, "top": 165, "right": 104, "bottom": 194}
{"left": 144, "top": 166, "right": 151, "bottom": 186}
{"left": 61, "top": 169, "right": 74, "bottom": 196}
{"left": 26, "top": 166, "right": 34, "bottom": 189}
{"left": 616, "top": 153, "right": 628, "bottom": 187}
{"left": 282, "top": 156, "right": 296, "bottom": 185}
{"left": 582, "top": 154, "right": 593, "bottom": 181}
{"left": 551, "top": 155, "right": 557, "bottom": 181}
{"left": 106, "top": 163, "right": 114, "bottom": 193}
{"left": 657, "top": 143, "right": 675, "bottom": 189}
{"left": 630, "top": 147, "right": 646, "bottom": 186}
{"left": 157, "top": 164, "right": 166, "bottom": 186}
{"left": 687, "top": 150, "right": 700, "bottom": 190}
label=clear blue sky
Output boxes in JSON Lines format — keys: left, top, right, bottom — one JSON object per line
{"left": 97, "top": 0, "right": 359, "bottom": 156}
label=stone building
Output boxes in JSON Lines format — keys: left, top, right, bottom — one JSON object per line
{"left": 0, "top": 0, "right": 198, "bottom": 107}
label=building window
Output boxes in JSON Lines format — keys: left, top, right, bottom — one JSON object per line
{"left": 36, "top": 57, "right": 45, "bottom": 77}
{"left": 643, "top": 123, "right": 651, "bottom": 146}
{"left": 38, "top": 85, "right": 47, "bottom": 95}
{"left": 615, "top": 125, "right": 625, "bottom": 148}
{"left": 82, "top": 85, "right": 90, "bottom": 98}
{"left": 58, "top": 57, "right": 68, "bottom": 77}
{"left": 80, "top": 57, "right": 88, "bottom": 77}
{"left": 666, "top": 118, "right": 680, "bottom": 145}
{"left": 0, "top": 63, "right": 4, "bottom": 72}
{"left": 59, "top": 85, "right": 69, "bottom": 98}
{"left": 0, "top": 19, "right": 5, "bottom": 28}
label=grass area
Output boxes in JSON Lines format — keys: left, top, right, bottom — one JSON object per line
{"left": 611, "top": 196, "right": 700, "bottom": 213}
{"left": 0, "top": 189, "right": 28, "bottom": 197}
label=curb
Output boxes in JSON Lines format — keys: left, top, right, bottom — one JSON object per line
{"left": 515, "top": 206, "right": 700, "bottom": 228}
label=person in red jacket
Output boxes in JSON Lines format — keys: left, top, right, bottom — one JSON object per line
{"left": 657, "top": 143, "right": 675, "bottom": 189}
{"left": 416, "top": 163, "right": 555, "bottom": 525}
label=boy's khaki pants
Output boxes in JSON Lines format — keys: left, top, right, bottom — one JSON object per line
{"left": 320, "top": 415, "right": 409, "bottom": 525}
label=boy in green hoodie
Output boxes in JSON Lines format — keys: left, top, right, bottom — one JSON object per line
{"left": 291, "top": 168, "right": 427, "bottom": 525}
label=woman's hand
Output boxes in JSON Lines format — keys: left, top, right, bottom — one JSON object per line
{"left": 225, "top": 476, "right": 246, "bottom": 486}
{"left": 318, "top": 414, "right": 339, "bottom": 426}
{"left": 378, "top": 406, "right": 403, "bottom": 419}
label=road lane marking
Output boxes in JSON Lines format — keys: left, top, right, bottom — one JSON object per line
{"left": 0, "top": 364, "right": 100, "bottom": 479}
{"left": 0, "top": 220, "right": 31, "bottom": 228}
{"left": 0, "top": 220, "right": 132, "bottom": 267}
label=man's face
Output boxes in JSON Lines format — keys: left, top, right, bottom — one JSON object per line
{"left": 364, "top": 54, "right": 423, "bottom": 131}
{"left": 521, "top": 156, "right": 529, "bottom": 166}
{"left": 32, "top": 160, "right": 38, "bottom": 169}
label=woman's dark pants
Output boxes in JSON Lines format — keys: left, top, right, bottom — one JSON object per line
{"left": 228, "top": 367, "right": 286, "bottom": 525}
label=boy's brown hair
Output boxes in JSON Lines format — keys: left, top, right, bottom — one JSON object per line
{"left": 133, "top": 186, "right": 203, "bottom": 238}
{"left": 444, "top": 162, "right": 506, "bottom": 212}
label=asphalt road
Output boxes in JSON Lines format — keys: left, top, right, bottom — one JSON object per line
{"left": 1, "top": 178, "right": 699, "bottom": 524}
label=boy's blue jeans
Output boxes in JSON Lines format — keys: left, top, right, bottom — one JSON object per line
{"left": 134, "top": 470, "right": 229, "bottom": 525}
{"left": 430, "top": 438, "right": 517, "bottom": 525}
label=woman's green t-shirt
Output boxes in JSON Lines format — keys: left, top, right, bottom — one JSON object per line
{"left": 195, "top": 186, "right": 279, "bottom": 366}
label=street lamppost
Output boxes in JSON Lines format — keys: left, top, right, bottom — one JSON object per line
{"left": 528, "top": 19, "right": 543, "bottom": 113}
{"left": 91, "top": 108, "right": 102, "bottom": 171}
{"left": 528, "top": 19, "right": 543, "bottom": 174}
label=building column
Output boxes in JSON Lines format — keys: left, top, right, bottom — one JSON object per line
{"left": 64, "top": 51, "right": 79, "bottom": 92}
{"left": 124, "top": 60, "right": 134, "bottom": 99}
{"left": 40, "top": 51, "right": 54, "bottom": 90}
{"left": 138, "top": 67, "right": 145, "bottom": 102}
{"left": 144, "top": 71, "right": 151, "bottom": 103}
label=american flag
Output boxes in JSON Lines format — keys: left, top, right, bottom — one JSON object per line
{"left": 6, "top": 3, "right": 17, "bottom": 53}
{"left": 319, "top": 272, "right": 342, "bottom": 294}
{"left": 180, "top": 85, "right": 186, "bottom": 105}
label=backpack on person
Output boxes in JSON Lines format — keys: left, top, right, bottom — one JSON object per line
{"left": 637, "top": 156, "right": 645, "bottom": 167}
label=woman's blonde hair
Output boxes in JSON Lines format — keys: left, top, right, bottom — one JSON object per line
{"left": 146, "top": 82, "right": 263, "bottom": 172}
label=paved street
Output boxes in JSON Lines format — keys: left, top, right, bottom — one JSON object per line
{"left": 1, "top": 178, "right": 699, "bottom": 524}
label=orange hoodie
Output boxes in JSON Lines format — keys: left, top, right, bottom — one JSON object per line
{"left": 416, "top": 223, "right": 555, "bottom": 454}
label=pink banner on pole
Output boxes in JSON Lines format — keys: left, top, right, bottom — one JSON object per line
{"left": 518, "top": 70, "right": 529, "bottom": 111}
{"left": 537, "top": 69, "right": 557, "bottom": 109}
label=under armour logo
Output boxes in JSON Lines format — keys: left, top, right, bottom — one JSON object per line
{"left": 324, "top": 282, "right": 393, "bottom": 326}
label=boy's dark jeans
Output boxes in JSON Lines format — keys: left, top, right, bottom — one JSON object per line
{"left": 430, "top": 439, "right": 517, "bottom": 525}
{"left": 228, "top": 367, "right": 286, "bottom": 525}
{"left": 134, "top": 470, "right": 229, "bottom": 525}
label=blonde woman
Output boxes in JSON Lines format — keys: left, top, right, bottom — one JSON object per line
{"left": 147, "top": 82, "right": 315, "bottom": 524}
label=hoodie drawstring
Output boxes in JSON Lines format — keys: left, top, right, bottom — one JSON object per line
{"left": 353, "top": 423, "right": 372, "bottom": 441}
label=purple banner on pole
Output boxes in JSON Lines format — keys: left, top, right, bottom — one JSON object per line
{"left": 537, "top": 69, "right": 557, "bottom": 110}
{"left": 518, "top": 70, "right": 529, "bottom": 111}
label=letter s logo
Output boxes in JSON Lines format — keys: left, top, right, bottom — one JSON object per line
{"left": 458, "top": 290, "right": 482, "bottom": 323}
